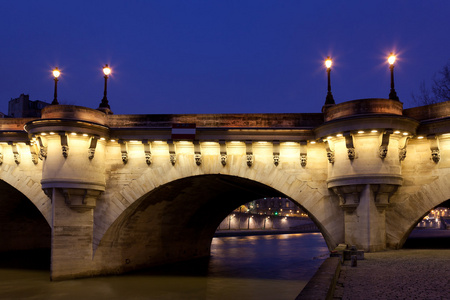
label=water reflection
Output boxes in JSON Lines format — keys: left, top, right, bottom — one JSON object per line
{"left": 0, "top": 233, "right": 328, "bottom": 300}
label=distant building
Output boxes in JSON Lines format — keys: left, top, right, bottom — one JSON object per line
{"left": 8, "top": 94, "right": 50, "bottom": 118}
{"left": 235, "top": 197, "right": 308, "bottom": 217}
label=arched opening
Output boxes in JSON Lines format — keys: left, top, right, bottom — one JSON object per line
{"left": 403, "top": 199, "right": 450, "bottom": 249}
{"left": 0, "top": 180, "right": 51, "bottom": 269}
{"left": 95, "top": 174, "right": 331, "bottom": 276}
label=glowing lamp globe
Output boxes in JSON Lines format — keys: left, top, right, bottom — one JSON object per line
{"left": 53, "top": 68, "right": 61, "bottom": 78}
{"left": 325, "top": 57, "right": 332, "bottom": 69}
{"left": 103, "top": 64, "right": 111, "bottom": 76}
{"left": 388, "top": 54, "right": 396, "bottom": 65}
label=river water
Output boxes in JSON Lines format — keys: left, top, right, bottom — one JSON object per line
{"left": 0, "top": 233, "right": 328, "bottom": 300}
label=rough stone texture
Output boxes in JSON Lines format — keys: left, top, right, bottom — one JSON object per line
{"left": 51, "top": 188, "right": 95, "bottom": 280}
{"left": 334, "top": 250, "right": 450, "bottom": 299}
{"left": 0, "top": 153, "right": 50, "bottom": 225}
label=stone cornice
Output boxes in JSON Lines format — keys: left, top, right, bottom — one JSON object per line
{"left": 327, "top": 174, "right": 403, "bottom": 188}
{"left": 25, "top": 119, "right": 110, "bottom": 137}
{"left": 41, "top": 179, "right": 105, "bottom": 191}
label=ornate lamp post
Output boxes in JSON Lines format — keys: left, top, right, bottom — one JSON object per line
{"left": 98, "top": 64, "right": 112, "bottom": 113}
{"left": 52, "top": 68, "right": 60, "bottom": 105}
{"left": 324, "top": 56, "right": 335, "bottom": 106}
{"left": 388, "top": 53, "right": 399, "bottom": 101}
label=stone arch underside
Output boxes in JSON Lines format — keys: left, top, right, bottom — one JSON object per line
{"left": 93, "top": 173, "right": 343, "bottom": 276}
{"left": 386, "top": 173, "right": 450, "bottom": 249}
{"left": 0, "top": 180, "right": 51, "bottom": 252}
{"left": 0, "top": 163, "right": 51, "bottom": 225}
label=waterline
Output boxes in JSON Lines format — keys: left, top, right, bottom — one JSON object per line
{"left": 0, "top": 233, "right": 328, "bottom": 300}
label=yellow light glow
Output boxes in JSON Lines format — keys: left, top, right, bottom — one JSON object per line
{"left": 358, "top": 130, "right": 365, "bottom": 134}
{"left": 417, "top": 136, "right": 424, "bottom": 139}
{"left": 52, "top": 68, "right": 61, "bottom": 78}
{"left": 71, "top": 132, "right": 77, "bottom": 136}
{"left": 336, "top": 134, "right": 343, "bottom": 137}
{"left": 310, "top": 141, "right": 316, "bottom": 144}
{"left": 129, "top": 140, "right": 139, "bottom": 143}
{"left": 394, "top": 130, "right": 401, "bottom": 134}
{"left": 110, "top": 139, "right": 116, "bottom": 142}
{"left": 103, "top": 64, "right": 111, "bottom": 76}
{"left": 230, "top": 141, "right": 241, "bottom": 144}
{"left": 388, "top": 53, "right": 396, "bottom": 65}
{"left": 82, "top": 133, "right": 89, "bottom": 137}
{"left": 41, "top": 133, "right": 47, "bottom": 136}
{"left": 258, "top": 141, "right": 268, "bottom": 144}
{"left": 371, "top": 130, "right": 378, "bottom": 133}
{"left": 403, "top": 132, "right": 408, "bottom": 136}
{"left": 325, "top": 56, "right": 332, "bottom": 69}
{"left": 100, "top": 137, "right": 106, "bottom": 141}
{"left": 327, "top": 136, "right": 332, "bottom": 139}
{"left": 49, "top": 132, "right": 55, "bottom": 135}
{"left": 152, "top": 141, "right": 163, "bottom": 143}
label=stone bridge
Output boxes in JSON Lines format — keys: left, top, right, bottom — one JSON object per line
{"left": 1, "top": 98, "right": 450, "bottom": 280}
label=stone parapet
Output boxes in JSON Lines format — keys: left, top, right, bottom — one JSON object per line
{"left": 41, "top": 105, "right": 107, "bottom": 125}
{"left": 323, "top": 98, "right": 403, "bottom": 122}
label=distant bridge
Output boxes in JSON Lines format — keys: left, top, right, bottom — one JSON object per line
{"left": 1, "top": 98, "right": 450, "bottom": 280}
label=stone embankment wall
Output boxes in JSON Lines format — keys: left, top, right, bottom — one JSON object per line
{"left": 216, "top": 212, "right": 316, "bottom": 231}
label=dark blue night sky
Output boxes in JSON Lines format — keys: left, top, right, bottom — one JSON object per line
{"left": 1, "top": 1, "right": 449, "bottom": 115}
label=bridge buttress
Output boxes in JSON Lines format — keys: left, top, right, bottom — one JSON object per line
{"left": 25, "top": 105, "right": 108, "bottom": 280}
{"left": 49, "top": 188, "right": 97, "bottom": 280}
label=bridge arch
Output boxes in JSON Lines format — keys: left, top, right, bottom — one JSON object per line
{"left": 387, "top": 173, "right": 450, "bottom": 249}
{"left": 0, "top": 163, "right": 51, "bottom": 225}
{"left": 0, "top": 178, "right": 51, "bottom": 253}
{"left": 93, "top": 155, "right": 343, "bottom": 275}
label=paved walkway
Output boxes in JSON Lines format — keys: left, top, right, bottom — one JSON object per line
{"left": 333, "top": 249, "right": 450, "bottom": 299}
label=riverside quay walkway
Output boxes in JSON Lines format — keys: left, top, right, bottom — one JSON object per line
{"left": 333, "top": 230, "right": 450, "bottom": 299}
{"left": 333, "top": 249, "right": 450, "bottom": 299}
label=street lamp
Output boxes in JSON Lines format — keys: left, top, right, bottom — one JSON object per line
{"left": 324, "top": 56, "right": 335, "bottom": 107}
{"left": 98, "top": 64, "right": 112, "bottom": 113}
{"left": 52, "top": 68, "right": 60, "bottom": 105}
{"left": 388, "top": 53, "right": 399, "bottom": 101}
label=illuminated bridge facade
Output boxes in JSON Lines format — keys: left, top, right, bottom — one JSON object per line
{"left": 1, "top": 98, "right": 450, "bottom": 280}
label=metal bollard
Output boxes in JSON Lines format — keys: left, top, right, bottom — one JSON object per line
{"left": 351, "top": 255, "right": 357, "bottom": 267}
